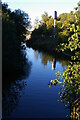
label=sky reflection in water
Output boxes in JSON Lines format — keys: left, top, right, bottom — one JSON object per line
{"left": 3, "top": 47, "right": 70, "bottom": 119}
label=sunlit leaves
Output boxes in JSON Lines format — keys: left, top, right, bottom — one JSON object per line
{"left": 49, "top": 4, "right": 80, "bottom": 116}
{"left": 41, "top": 12, "right": 49, "bottom": 23}
{"left": 46, "top": 17, "right": 54, "bottom": 29}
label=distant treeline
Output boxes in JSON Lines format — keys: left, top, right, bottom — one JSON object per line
{"left": 2, "top": 3, "right": 31, "bottom": 77}
{"left": 26, "top": 2, "right": 80, "bottom": 55}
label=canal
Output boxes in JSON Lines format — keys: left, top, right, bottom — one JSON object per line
{"left": 3, "top": 47, "right": 70, "bottom": 119}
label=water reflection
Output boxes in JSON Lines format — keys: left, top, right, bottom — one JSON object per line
{"left": 3, "top": 80, "right": 27, "bottom": 117}
{"left": 34, "top": 50, "right": 69, "bottom": 68}
{"left": 34, "top": 50, "right": 39, "bottom": 60}
{"left": 33, "top": 49, "right": 80, "bottom": 119}
{"left": 3, "top": 48, "right": 71, "bottom": 119}
{"left": 49, "top": 59, "right": 80, "bottom": 119}
{"left": 2, "top": 49, "right": 32, "bottom": 118}
{"left": 52, "top": 58, "right": 56, "bottom": 70}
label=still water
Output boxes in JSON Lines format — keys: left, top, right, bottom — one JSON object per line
{"left": 3, "top": 47, "right": 70, "bottom": 119}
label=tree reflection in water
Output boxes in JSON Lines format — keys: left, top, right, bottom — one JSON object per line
{"left": 33, "top": 50, "right": 69, "bottom": 67}
{"left": 52, "top": 58, "right": 56, "bottom": 70}
{"left": 49, "top": 6, "right": 80, "bottom": 119}
{"left": 49, "top": 61, "right": 80, "bottom": 119}
{"left": 2, "top": 49, "right": 32, "bottom": 118}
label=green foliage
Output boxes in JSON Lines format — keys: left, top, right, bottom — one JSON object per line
{"left": 27, "top": 12, "right": 60, "bottom": 53}
{"left": 49, "top": 3, "right": 80, "bottom": 118}
{"left": 41, "top": 11, "right": 49, "bottom": 23}
{"left": 46, "top": 17, "right": 54, "bottom": 29}
{"left": 27, "top": 10, "right": 79, "bottom": 53}
{"left": 27, "top": 2, "right": 80, "bottom": 62}
{"left": 58, "top": 12, "right": 80, "bottom": 52}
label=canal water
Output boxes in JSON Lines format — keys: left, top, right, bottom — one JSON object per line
{"left": 3, "top": 47, "right": 70, "bottom": 119}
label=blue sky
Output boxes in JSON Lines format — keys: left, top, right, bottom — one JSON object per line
{"left": 2, "top": 0, "right": 79, "bottom": 24}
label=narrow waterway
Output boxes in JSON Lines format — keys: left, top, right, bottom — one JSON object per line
{"left": 3, "top": 47, "right": 70, "bottom": 119}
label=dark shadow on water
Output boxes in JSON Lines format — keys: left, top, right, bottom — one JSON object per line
{"left": 2, "top": 49, "right": 32, "bottom": 118}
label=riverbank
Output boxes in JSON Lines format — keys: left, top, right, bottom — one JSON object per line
{"left": 26, "top": 37, "right": 72, "bottom": 60}
{"left": 3, "top": 47, "right": 70, "bottom": 119}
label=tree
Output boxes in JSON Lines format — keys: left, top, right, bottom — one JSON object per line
{"left": 46, "top": 17, "right": 54, "bottom": 29}
{"left": 33, "top": 17, "right": 40, "bottom": 29}
{"left": 41, "top": 11, "right": 49, "bottom": 23}
{"left": 12, "top": 9, "right": 31, "bottom": 42}
{"left": 49, "top": 3, "right": 80, "bottom": 119}
{"left": 2, "top": 3, "right": 31, "bottom": 73}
